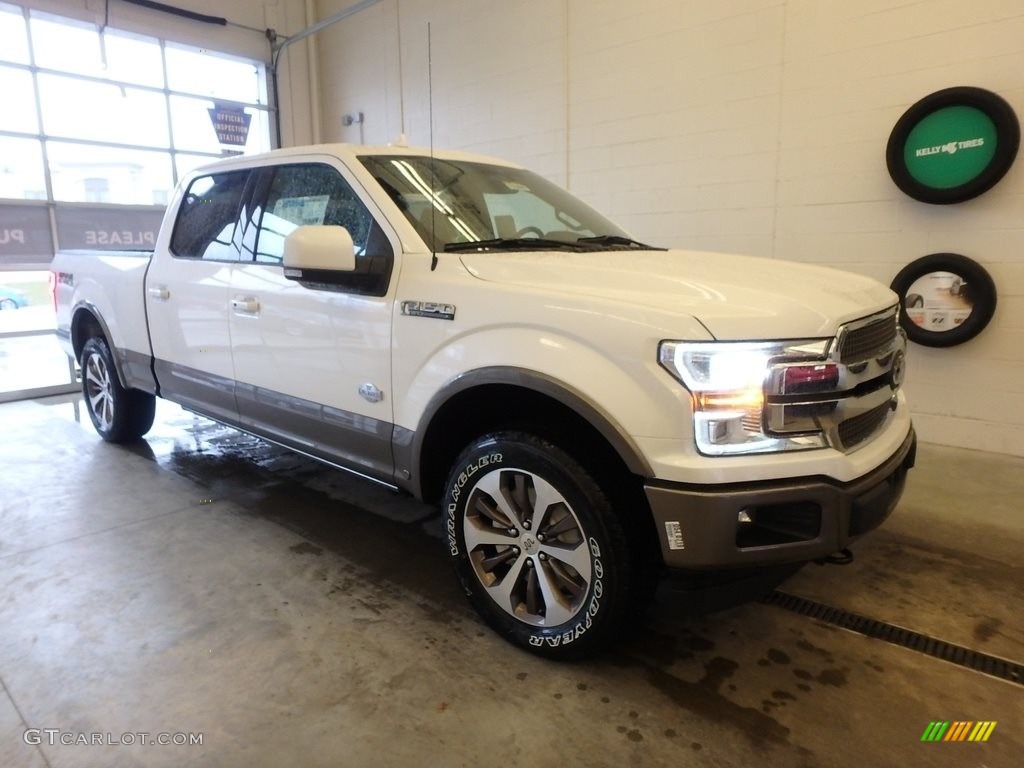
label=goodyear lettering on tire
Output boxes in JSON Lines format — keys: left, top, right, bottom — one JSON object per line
{"left": 529, "top": 536, "right": 602, "bottom": 647}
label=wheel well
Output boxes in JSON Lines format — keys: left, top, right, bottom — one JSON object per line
{"left": 418, "top": 384, "right": 659, "bottom": 561}
{"left": 71, "top": 309, "right": 105, "bottom": 362}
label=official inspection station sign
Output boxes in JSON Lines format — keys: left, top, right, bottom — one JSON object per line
{"left": 207, "top": 102, "right": 252, "bottom": 147}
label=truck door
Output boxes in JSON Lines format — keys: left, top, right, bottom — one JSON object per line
{"left": 228, "top": 159, "right": 398, "bottom": 481}
{"left": 146, "top": 168, "right": 252, "bottom": 423}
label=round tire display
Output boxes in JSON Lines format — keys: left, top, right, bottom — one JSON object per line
{"left": 886, "top": 86, "right": 1019, "bottom": 204}
{"left": 443, "top": 432, "right": 632, "bottom": 659}
{"left": 890, "top": 253, "right": 997, "bottom": 347}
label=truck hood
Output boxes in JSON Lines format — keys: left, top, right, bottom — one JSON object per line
{"left": 460, "top": 249, "right": 896, "bottom": 339}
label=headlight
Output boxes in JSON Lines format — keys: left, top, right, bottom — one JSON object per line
{"left": 659, "top": 339, "right": 831, "bottom": 456}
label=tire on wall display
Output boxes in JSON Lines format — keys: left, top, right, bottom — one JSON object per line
{"left": 886, "top": 86, "right": 1020, "bottom": 204}
{"left": 890, "top": 253, "right": 997, "bottom": 347}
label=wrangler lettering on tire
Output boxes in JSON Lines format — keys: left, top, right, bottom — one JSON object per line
{"left": 444, "top": 432, "right": 633, "bottom": 659}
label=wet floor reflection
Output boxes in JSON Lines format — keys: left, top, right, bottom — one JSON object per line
{"left": 28, "top": 393, "right": 777, "bottom": 652}
{"left": 40, "top": 393, "right": 791, "bottom": 617}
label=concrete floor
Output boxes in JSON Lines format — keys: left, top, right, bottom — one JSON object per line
{"left": 1, "top": 395, "right": 1021, "bottom": 768}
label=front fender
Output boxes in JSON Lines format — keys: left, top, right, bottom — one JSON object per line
{"left": 394, "top": 322, "right": 705, "bottom": 481}
{"left": 411, "top": 364, "right": 654, "bottom": 478}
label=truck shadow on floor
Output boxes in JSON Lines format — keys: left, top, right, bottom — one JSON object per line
{"left": 128, "top": 409, "right": 801, "bottom": 628}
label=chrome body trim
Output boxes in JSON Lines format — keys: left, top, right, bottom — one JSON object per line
{"left": 154, "top": 358, "right": 239, "bottom": 424}
{"left": 834, "top": 306, "right": 900, "bottom": 364}
{"left": 151, "top": 359, "right": 397, "bottom": 484}
{"left": 763, "top": 307, "right": 904, "bottom": 452}
{"left": 179, "top": 403, "right": 400, "bottom": 492}
{"left": 765, "top": 383, "right": 897, "bottom": 441}
{"left": 231, "top": 379, "right": 394, "bottom": 479}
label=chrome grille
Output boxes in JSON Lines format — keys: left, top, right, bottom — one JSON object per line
{"left": 838, "top": 311, "right": 898, "bottom": 364}
{"left": 838, "top": 402, "right": 892, "bottom": 449}
{"left": 765, "top": 307, "right": 904, "bottom": 454}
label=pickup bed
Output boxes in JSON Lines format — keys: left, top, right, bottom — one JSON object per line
{"left": 54, "top": 143, "right": 915, "bottom": 657}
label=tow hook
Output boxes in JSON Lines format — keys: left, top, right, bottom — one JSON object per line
{"left": 814, "top": 548, "right": 854, "bottom": 566}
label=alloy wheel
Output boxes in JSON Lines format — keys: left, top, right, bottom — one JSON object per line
{"left": 84, "top": 352, "right": 114, "bottom": 432}
{"left": 463, "top": 468, "right": 593, "bottom": 627}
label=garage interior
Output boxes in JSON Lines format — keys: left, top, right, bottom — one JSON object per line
{"left": 1, "top": 1, "right": 1022, "bottom": 767}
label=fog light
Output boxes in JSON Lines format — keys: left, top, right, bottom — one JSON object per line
{"left": 738, "top": 509, "right": 753, "bottom": 524}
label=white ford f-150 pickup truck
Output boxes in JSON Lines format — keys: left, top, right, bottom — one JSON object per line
{"left": 53, "top": 143, "right": 915, "bottom": 658}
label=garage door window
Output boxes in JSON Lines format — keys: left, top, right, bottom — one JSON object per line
{"left": 0, "top": 2, "right": 271, "bottom": 403}
{"left": 0, "top": 3, "right": 29, "bottom": 64}
{"left": 0, "top": 3, "right": 271, "bottom": 234}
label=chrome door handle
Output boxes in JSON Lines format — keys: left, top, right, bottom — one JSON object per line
{"left": 148, "top": 286, "right": 169, "bottom": 300}
{"left": 230, "top": 296, "right": 260, "bottom": 313}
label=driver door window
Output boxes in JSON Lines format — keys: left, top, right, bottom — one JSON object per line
{"left": 251, "top": 163, "right": 392, "bottom": 296}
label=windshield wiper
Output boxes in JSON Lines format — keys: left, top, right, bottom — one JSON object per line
{"left": 443, "top": 238, "right": 587, "bottom": 253}
{"left": 576, "top": 235, "right": 663, "bottom": 250}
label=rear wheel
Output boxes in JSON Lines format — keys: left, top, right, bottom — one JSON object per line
{"left": 81, "top": 336, "right": 155, "bottom": 442}
{"left": 0, "top": 298, "right": 18, "bottom": 310}
{"left": 444, "top": 432, "right": 635, "bottom": 659}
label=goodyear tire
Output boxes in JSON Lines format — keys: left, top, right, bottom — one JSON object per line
{"left": 81, "top": 336, "right": 156, "bottom": 442}
{"left": 444, "top": 432, "right": 633, "bottom": 659}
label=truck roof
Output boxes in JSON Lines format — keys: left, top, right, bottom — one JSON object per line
{"left": 187, "top": 142, "right": 523, "bottom": 176}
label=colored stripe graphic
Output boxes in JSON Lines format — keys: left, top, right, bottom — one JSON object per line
{"left": 971, "top": 722, "right": 997, "bottom": 742}
{"left": 923, "top": 721, "right": 997, "bottom": 742}
{"left": 945, "top": 721, "right": 972, "bottom": 741}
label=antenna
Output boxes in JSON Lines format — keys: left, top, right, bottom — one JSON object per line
{"left": 428, "top": 21, "right": 438, "bottom": 271}
{"left": 396, "top": 0, "right": 406, "bottom": 138}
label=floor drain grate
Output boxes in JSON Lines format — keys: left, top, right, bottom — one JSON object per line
{"left": 763, "top": 591, "right": 1023, "bottom": 687}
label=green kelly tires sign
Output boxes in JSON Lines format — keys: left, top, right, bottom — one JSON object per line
{"left": 886, "top": 87, "right": 1019, "bottom": 204}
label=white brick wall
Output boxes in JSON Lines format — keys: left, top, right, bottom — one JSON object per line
{"left": 315, "top": 0, "right": 1024, "bottom": 456}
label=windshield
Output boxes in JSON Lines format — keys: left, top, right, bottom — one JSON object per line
{"left": 359, "top": 155, "right": 649, "bottom": 253}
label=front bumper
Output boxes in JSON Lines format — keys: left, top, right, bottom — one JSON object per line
{"left": 645, "top": 427, "right": 916, "bottom": 570}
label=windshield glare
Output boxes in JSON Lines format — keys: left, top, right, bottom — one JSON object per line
{"left": 359, "top": 155, "right": 631, "bottom": 252}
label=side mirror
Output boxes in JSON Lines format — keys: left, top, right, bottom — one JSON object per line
{"left": 283, "top": 225, "right": 356, "bottom": 282}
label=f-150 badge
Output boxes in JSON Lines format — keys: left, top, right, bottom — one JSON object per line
{"left": 401, "top": 300, "right": 456, "bottom": 320}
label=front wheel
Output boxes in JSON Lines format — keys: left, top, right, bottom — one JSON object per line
{"left": 81, "top": 336, "right": 155, "bottom": 443}
{"left": 444, "top": 432, "right": 634, "bottom": 659}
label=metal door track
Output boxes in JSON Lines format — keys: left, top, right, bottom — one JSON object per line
{"left": 763, "top": 591, "right": 1023, "bottom": 686}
